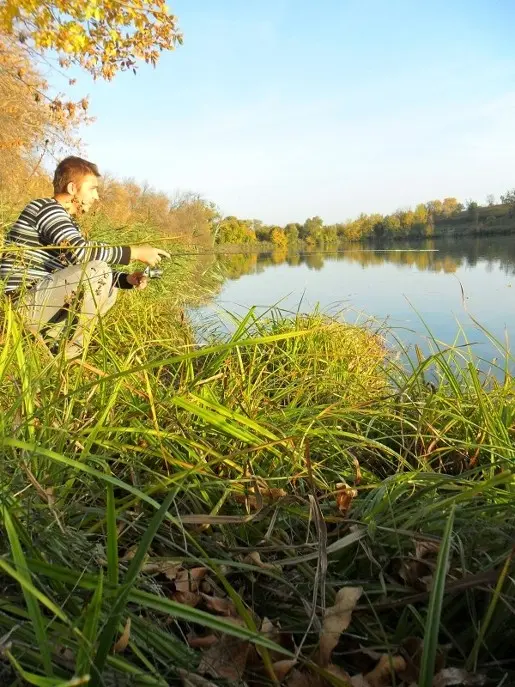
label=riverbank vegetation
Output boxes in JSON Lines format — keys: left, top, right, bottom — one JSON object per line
{"left": 0, "top": 278, "right": 514, "bottom": 685}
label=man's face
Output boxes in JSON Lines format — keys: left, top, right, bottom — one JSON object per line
{"left": 74, "top": 174, "right": 100, "bottom": 213}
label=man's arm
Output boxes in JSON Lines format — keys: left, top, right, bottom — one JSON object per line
{"left": 37, "top": 203, "right": 171, "bottom": 267}
{"left": 37, "top": 203, "right": 130, "bottom": 266}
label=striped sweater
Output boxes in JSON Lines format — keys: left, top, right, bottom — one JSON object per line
{"left": 0, "top": 198, "right": 132, "bottom": 293}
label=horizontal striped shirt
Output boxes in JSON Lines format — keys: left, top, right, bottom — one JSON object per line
{"left": 0, "top": 198, "right": 131, "bottom": 293}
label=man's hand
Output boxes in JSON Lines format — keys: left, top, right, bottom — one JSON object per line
{"left": 130, "top": 245, "right": 170, "bottom": 266}
{"left": 126, "top": 271, "right": 148, "bottom": 290}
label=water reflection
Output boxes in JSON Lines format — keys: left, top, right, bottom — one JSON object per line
{"left": 193, "top": 235, "right": 515, "bottom": 369}
{"left": 216, "top": 237, "right": 515, "bottom": 281}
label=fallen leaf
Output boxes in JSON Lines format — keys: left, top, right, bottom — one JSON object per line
{"left": 187, "top": 634, "right": 219, "bottom": 649}
{"left": 175, "top": 567, "right": 208, "bottom": 593}
{"left": 432, "top": 668, "right": 487, "bottom": 687}
{"left": 244, "top": 551, "right": 282, "bottom": 572}
{"left": 415, "top": 539, "right": 440, "bottom": 560}
{"left": 234, "top": 485, "right": 287, "bottom": 508}
{"left": 363, "top": 654, "right": 406, "bottom": 687}
{"left": 142, "top": 560, "right": 182, "bottom": 580}
{"left": 286, "top": 669, "right": 321, "bottom": 687}
{"left": 319, "top": 587, "right": 363, "bottom": 666}
{"left": 335, "top": 484, "right": 358, "bottom": 516}
{"left": 201, "top": 593, "right": 237, "bottom": 616}
{"left": 259, "top": 616, "right": 286, "bottom": 662}
{"left": 113, "top": 617, "right": 131, "bottom": 653}
{"left": 120, "top": 545, "right": 138, "bottom": 562}
{"left": 272, "top": 659, "right": 297, "bottom": 681}
{"left": 173, "top": 590, "right": 201, "bottom": 607}
{"left": 178, "top": 669, "right": 219, "bottom": 687}
{"left": 198, "top": 634, "right": 250, "bottom": 681}
{"left": 398, "top": 636, "right": 446, "bottom": 683}
{"left": 327, "top": 663, "right": 353, "bottom": 683}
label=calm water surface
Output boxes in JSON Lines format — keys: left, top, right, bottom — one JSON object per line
{"left": 192, "top": 236, "right": 515, "bottom": 366}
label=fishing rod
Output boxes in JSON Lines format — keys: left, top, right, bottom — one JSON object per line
{"left": 155, "top": 247, "right": 441, "bottom": 260}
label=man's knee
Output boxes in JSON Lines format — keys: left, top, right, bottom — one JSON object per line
{"left": 83, "top": 260, "right": 112, "bottom": 281}
{"left": 82, "top": 261, "right": 113, "bottom": 302}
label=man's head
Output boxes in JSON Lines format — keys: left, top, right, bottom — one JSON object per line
{"left": 53, "top": 156, "right": 100, "bottom": 214}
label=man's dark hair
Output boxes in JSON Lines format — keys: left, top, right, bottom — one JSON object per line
{"left": 53, "top": 156, "right": 101, "bottom": 194}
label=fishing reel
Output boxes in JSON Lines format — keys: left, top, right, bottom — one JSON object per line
{"left": 143, "top": 266, "right": 163, "bottom": 279}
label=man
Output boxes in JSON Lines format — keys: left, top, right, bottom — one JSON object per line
{"left": 0, "top": 156, "right": 170, "bottom": 359}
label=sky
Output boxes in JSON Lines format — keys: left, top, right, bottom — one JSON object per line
{"left": 61, "top": 0, "right": 515, "bottom": 225}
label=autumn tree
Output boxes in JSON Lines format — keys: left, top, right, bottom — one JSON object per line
{"left": 0, "top": 0, "right": 182, "bottom": 188}
{"left": 0, "top": 0, "right": 182, "bottom": 81}
{"left": 284, "top": 223, "right": 300, "bottom": 243}
{"left": 270, "top": 227, "right": 288, "bottom": 249}
{"left": 300, "top": 216, "right": 324, "bottom": 242}
{"left": 441, "top": 197, "right": 462, "bottom": 216}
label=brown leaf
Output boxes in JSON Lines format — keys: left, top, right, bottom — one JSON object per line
{"left": 113, "top": 617, "right": 131, "bottom": 653}
{"left": 286, "top": 669, "right": 321, "bottom": 687}
{"left": 198, "top": 635, "right": 250, "bottom": 681}
{"left": 432, "top": 668, "right": 487, "bottom": 687}
{"left": 272, "top": 659, "right": 297, "bottom": 681}
{"left": 175, "top": 567, "right": 208, "bottom": 593}
{"left": 363, "top": 654, "right": 407, "bottom": 687}
{"left": 173, "top": 590, "right": 201, "bottom": 607}
{"left": 234, "top": 485, "right": 287, "bottom": 508}
{"left": 335, "top": 484, "right": 358, "bottom": 516}
{"left": 319, "top": 587, "right": 363, "bottom": 666}
{"left": 201, "top": 593, "right": 237, "bottom": 617}
{"left": 187, "top": 634, "right": 219, "bottom": 649}
{"left": 327, "top": 663, "right": 353, "bottom": 683}
{"left": 244, "top": 551, "right": 282, "bottom": 572}
{"left": 142, "top": 560, "right": 182, "bottom": 580}
{"left": 178, "top": 669, "right": 219, "bottom": 687}
{"left": 415, "top": 539, "right": 440, "bottom": 560}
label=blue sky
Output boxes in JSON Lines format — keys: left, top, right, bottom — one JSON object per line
{"left": 65, "top": 0, "right": 515, "bottom": 224}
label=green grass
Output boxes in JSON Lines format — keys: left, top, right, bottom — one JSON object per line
{"left": 0, "top": 248, "right": 514, "bottom": 685}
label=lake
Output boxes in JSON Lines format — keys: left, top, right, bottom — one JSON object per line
{"left": 192, "top": 235, "right": 515, "bottom": 369}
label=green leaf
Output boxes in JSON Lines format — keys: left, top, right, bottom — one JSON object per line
{"left": 1, "top": 507, "right": 54, "bottom": 676}
{"left": 76, "top": 568, "right": 104, "bottom": 678}
{"left": 419, "top": 505, "right": 455, "bottom": 687}
{"left": 90, "top": 489, "right": 176, "bottom": 685}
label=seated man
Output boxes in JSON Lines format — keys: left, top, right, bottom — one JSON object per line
{"left": 0, "top": 156, "right": 169, "bottom": 359}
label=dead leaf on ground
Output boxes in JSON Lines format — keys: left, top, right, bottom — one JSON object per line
{"left": 113, "top": 617, "right": 131, "bottom": 653}
{"left": 178, "top": 669, "right": 219, "bottom": 687}
{"left": 432, "top": 668, "right": 487, "bottom": 687}
{"left": 415, "top": 539, "right": 440, "bottom": 560}
{"left": 335, "top": 483, "right": 358, "bottom": 516}
{"left": 362, "top": 654, "right": 406, "bottom": 687}
{"left": 173, "top": 590, "right": 201, "bottom": 607}
{"left": 398, "top": 636, "right": 446, "bottom": 683}
{"left": 201, "top": 593, "right": 237, "bottom": 616}
{"left": 142, "top": 559, "right": 182, "bottom": 580}
{"left": 120, "top": 545, "right": 138, "bottom": 562}
{"left": 198, "top": 634, "right": 250, "bottom": 681}
{"left": 272, "top": 659, "right": 297, "bottom": 681}
{"left": 319, "top": 586, "right": 363, "bottom": 666}
{"left": 175, "top": 567, "right": 208, "bottom": 592}
{"left": 187, "top": 633, "right": 219, "bottom": 649}
{"left": 244, "top": 551, "right": 282, "bottom": 572}
{"left": 286, "top": 669, "right": 321, "bottom": 687}
{"left": 234, "top": 485, "right": 287, "bottom": 509}
{"left": 259, "top": 616, "right": 287, "bottom": 663}
{"left": 399, "top": 539, "right": 444, "bottom": 591}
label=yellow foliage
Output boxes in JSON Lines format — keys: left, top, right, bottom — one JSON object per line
{"left": 0, "top": 0, "right": 182, "bottom": 80}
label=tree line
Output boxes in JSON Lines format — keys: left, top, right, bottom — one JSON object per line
{"left": 214, "top": 194, "right": 515, "bottom": 247}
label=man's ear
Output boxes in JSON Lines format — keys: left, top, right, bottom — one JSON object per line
{"left": 66, "top": 181, "right": 76, "bottom": 196}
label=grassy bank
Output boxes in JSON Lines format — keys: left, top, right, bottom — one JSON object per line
{"left": 0, "top": 242, "right": 514, "bottom": 685}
